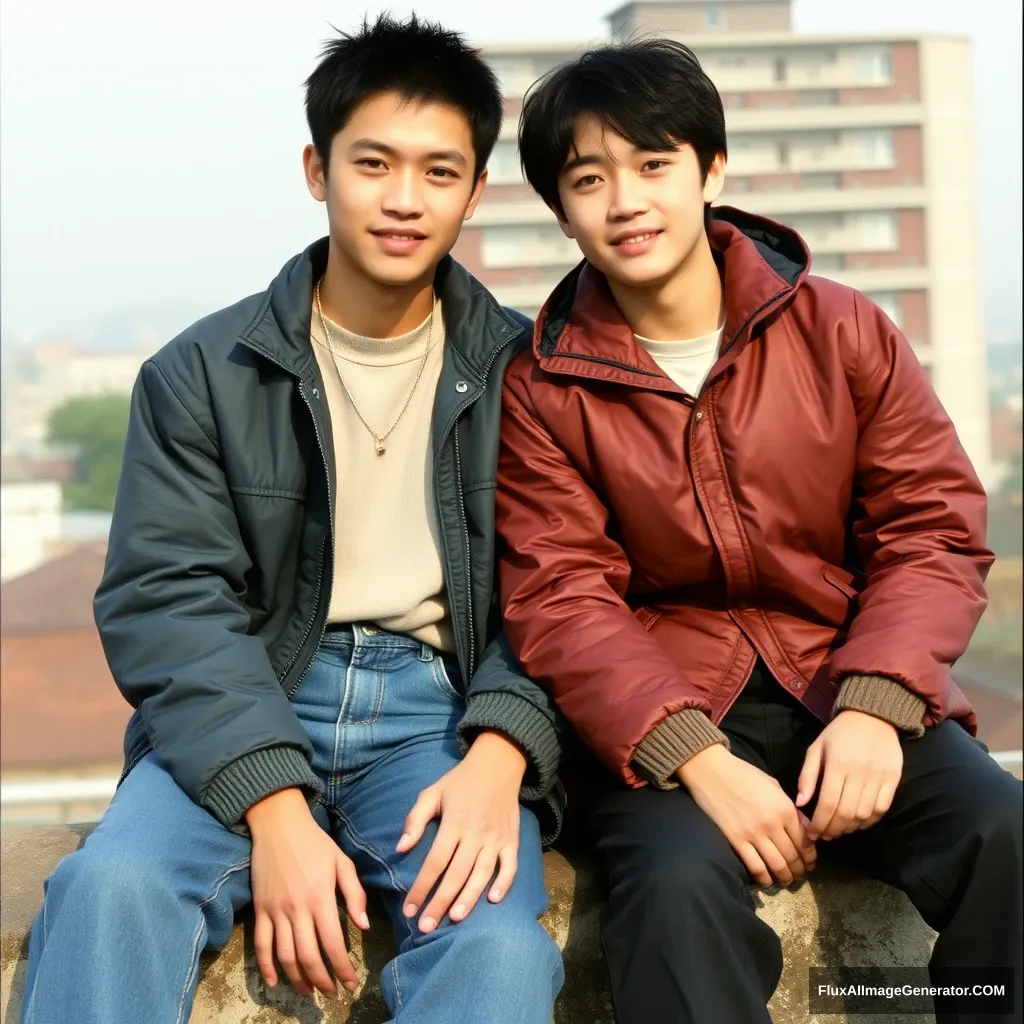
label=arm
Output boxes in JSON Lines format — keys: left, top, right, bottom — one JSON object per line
{"left": 94, "top": 358, "right": 321, "bottom": 829}
{"left": 828, "top": 292, "right": 993, "bottom": 728}
{"left": 495, "top": 367, "right": 726, "bottom": 789}
{"left": 458, "top": 627, "right": 563, "bottom": 802}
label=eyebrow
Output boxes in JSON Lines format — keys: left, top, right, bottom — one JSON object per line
{"left": 561, "top": 144, "right": 675, "bottom": 176}
{"left": 349, "top": 138, "right": 468, "bottom": 168}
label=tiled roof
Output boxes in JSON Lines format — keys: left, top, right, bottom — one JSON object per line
{"left": 0, "top": 543, "right": 107, "bottom": 635}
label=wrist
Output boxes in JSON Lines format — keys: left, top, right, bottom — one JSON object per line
{"left": 244, "top": 786, "right": 311, "bottom": 835}
{"left": 468, "top": 729, "right": 528, "bottom": 777}
{"left": 676, "top": 742, "right": 731, "bottom": 790}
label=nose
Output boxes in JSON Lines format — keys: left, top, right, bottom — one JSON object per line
{"left": 608, "top": 171, "right": 649, "bottom": 221}
{"left": 381, "top": 166, "right": 424, "bottom": 219}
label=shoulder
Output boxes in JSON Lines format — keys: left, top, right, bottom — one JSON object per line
{"left": 146, "top": 290, "right": 267, "bottom": 389}
{"left": 140, "top": 290, "right": 268, "bottom": 423}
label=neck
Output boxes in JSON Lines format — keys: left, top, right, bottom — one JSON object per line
{"left": 318, "top": 238, "right": 436, "bottom": 339}
{"left": 609, "top": 233, "right": 723, "bottom": 341}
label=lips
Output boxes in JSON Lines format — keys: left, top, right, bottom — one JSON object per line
{"left": 611, "top": 229, "right": 662, "bottom": 246}
{"left": 610, "top": 228, "right": 663, "bottom": 257}
{"left": 370, "top": 228, "right": 428, "bottom": 256}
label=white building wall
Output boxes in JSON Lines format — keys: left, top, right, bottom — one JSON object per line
{"left": 0, "top": 482, "right": 63, "bottom": 582}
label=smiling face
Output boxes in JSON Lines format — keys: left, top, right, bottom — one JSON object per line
{"left": 304, "top": 90, "right": 487, "bottom": 290}
{"left": 555, "top": 113, "right": 725, "bottom": 290}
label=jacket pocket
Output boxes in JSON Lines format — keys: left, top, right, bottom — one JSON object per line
{"left": 822, "top": 565, "right": 859, "bottom": 600}
{"left": 634, "top": 606, "right": 661, "bottom": 631}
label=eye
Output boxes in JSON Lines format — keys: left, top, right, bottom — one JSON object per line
{"left": 573, "top": 174, "right": 601, "bottom": 188}
{"left": 428, "top": 167, "right": 459, "bottom": 179}
{"left": 642, "top": 159, "right": 670, "bottom": 171}
{"left": 357, "top": 158, "right": 387, "bottom": 170}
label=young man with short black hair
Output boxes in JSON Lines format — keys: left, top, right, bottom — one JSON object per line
{"left": 21, "top": 16, "right": 564, "bottom": 1024}
{"left": 496, "top": 38, "right": 1022, "bottom": 1024}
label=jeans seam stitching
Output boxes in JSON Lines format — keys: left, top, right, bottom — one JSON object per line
{"left": 430, "top": 657, "right": 460, "bottom": 701}
{"left": 391, "top": 958, "right": 404, "bottom": 1011}
{"left": 337, "top": 810, "right": 405, "bottom": 893}
{"left": 174, "top": 856, "right": 251, "bottom": 1024}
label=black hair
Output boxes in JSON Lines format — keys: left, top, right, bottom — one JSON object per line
{"left": 518, "top": 38, "right": 727, "bottom": 218}
{"left": 305, "top": 13, "right": 502, "bottom": 180}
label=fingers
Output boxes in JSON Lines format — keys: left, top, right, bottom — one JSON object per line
{"left": 419, "top": 841, "right": 481, "bottom": 933}
{"left": 489, "top": 845, "right": 519, "bottom": 903}
{"left": 864, "top": 775, "right": 899, "bottom": 830}
{"left": 808, "top": 764, "right": 845, "bottom": 841}
{"left": 291, "top": 912, "right": 337, "bottom": 996}
{"left": 788, "top": 811, "right": 818, "bottom": 873}
{"left": 336, "top": 854, "right": 370, "bottom": 931}
{"left": 821, "top": 775, "right": 864, "bottom": 841}
{"left": 754, "top": 834, "right": 795, "bottom": 886}
{"left": 737, "top": 842, "right": 773, "bottom": 888}
{"left": 449, "top": 845, "right": 502, "bottom": 923}
{"left": 273, "top": 916, "right": 315, "bottom": 997}
{"left": 404, "top": 823, "right": 458, "bottom": 924}
{"left": 397, "top": 786, "right": 441, "bottom": 854}
{"left": 795, "top": 740, "right": 823, "bottom": 808}
{"left": 254, "top": 909, "right": 278, "bottom": 989}
{"left": 312, "top": 899, "right": 359, "bottom": 995}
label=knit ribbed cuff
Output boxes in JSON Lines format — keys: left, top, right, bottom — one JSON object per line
{"left": 833, "top": 674, "right": 927, "bottom": 738}
{"left": 632, "top": 709, "right": 730, "bottom": 790}
{"left": 203, "top": 746, "right": 323, "bottom": 831}
{"left": 457, "top": 691, "right": 561, "bottom": 802}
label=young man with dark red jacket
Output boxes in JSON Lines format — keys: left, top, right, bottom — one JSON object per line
{"left": 495, "top": 38, "right": 1022, "bottom": 1024}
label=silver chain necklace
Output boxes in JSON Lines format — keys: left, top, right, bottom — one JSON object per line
{"left": 315, "top": 278, "right": 433, "bottom": 457}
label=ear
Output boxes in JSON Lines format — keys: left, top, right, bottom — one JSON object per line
{"left": 702, "top": 151, "right": 726, "bottom": 205}
{"left": 304, "top": 144, "right": 328, "bottom": 203}
{"left": 463, "top": 168, "right": 489, "bottom": 222}
{"left": 554, "top": 207, "right": 576, "bottom": 240}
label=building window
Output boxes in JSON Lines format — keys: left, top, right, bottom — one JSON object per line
{"left": 486, "top": 140, "right": 523, "bottom": 185}
{"left": 488, "top": 59, "right": 534, "bottom": 98}
{"left": 707, "top": 5, "right": 722, "bottom": 28}
{"left": 865, "top": 291, "right": 902, "bottom": 327}
{"left": 856, "top": 129, "right": 896, "bottom": 169}
{"left": 774, "top": 56, "right": 787, "bottom": 84}
{"left": 854, "top": 46, "right": 892, "bottom": 84}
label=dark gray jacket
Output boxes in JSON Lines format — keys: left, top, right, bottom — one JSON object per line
{"left": 95, "top": 238, "right": 564, "bottom": 839}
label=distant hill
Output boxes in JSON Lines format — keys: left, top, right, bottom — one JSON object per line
{"left": 89, "top": 305, "right": 206, "bottom": 351}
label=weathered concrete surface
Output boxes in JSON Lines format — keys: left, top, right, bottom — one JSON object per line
{"left": 4, "top": 759, "right": 1019, "bottom": 1023}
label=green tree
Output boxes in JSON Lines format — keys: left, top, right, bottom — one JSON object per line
{"left": 1000, "top": 449, "right": 1023, "bottom": 497}
{"left": 46, "top": 393, "right": 131, "bottom": 511}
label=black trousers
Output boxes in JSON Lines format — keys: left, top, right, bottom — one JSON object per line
{"left": 584, "top": 664, "right": 1023, "bottom": 1024}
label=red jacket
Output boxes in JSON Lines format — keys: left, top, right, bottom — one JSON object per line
{"left": 495, "top": 208, "right": 992, "bottom": 787}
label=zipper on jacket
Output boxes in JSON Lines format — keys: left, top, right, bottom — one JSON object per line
{"left": 452, "top": 426, "right": 476, "bottom": 677}
{"left": 445, "top": 322, "right": 525, "bottom": 680}
{"left": 283, "top": 380, "right": 334, "bottom": 696}
{"left": 117, "top": 746, "right": 148, "bottom": 787}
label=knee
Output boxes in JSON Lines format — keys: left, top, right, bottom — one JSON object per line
{"left": 972, "top": 776, "right": 1023, "bottom": 863}
{"left": 453, "top": 909, "right": 561, "bottom": 978}
{"left": 617, "top": 843, "right": 745, "bottom": 913}
{"left": 46, "top": 849, "right": 170, "bottom": 922}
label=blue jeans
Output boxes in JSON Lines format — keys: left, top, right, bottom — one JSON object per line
{"left": 21, "top": 626, "right": 563, "bottom": 1024}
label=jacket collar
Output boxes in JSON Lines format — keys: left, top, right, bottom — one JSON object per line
{"left": 534, "top": 207, "right": 810, "bottom": 389}
{"left": 241, "top": 237, "right": 526, "bottom": 383}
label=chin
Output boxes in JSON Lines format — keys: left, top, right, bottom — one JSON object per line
{"left": 598, "top": 253, "right": 679, "bottom": 290}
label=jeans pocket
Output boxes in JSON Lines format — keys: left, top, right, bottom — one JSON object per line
{"left": 429, "top": 654, "right": 462, "bottom": 701}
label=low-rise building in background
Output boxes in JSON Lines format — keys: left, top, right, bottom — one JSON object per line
{"left": 458, "top": 0, "right": 995, "bottom": 486}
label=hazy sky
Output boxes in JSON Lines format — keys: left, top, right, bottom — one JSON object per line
{"left": 1, "top": 0, "right": 1021, "bottom": 348}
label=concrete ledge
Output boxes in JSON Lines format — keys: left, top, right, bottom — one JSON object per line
{"left": 0, "top": 828, "right": 940, "bottom": 1024}
{"left": 4, "top": 758, "right": 1020, "bottom": 1023}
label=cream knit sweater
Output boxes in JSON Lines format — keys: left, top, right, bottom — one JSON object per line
{"left": 309, "top": 295, "right": 454, "bottom": 652}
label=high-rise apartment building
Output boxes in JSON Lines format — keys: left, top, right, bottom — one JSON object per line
{"left": 456, "top": 0, "right": 993, "bottom": 485}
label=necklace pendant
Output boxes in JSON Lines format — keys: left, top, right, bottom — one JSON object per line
{"left": 374, "top": 439, "right": 386, "bottom": 457}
